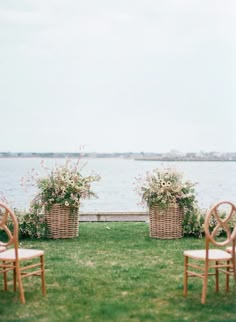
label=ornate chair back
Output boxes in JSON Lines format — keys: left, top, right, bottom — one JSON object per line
{"left": 204, "top": 201, "right": 236, "bottom": 275}
{"left": 0, "top": 202, "right": 19, "bottom": 255}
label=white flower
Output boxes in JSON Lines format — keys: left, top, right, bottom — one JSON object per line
{"left": 26, "top": 159, "right": 101, "bottom": 210}
{"left": 136, "top": 167, "right": 197, "bottom": 210}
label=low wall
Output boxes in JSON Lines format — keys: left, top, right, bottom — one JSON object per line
{"left": 79, "top": 211, "right": 149, "bottom": 222}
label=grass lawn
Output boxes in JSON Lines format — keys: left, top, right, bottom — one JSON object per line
{"left": 1, "top": 222, "right": 236, "bottom": 322}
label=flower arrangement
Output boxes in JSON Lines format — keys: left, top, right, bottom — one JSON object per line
{"left": 136, "top": 167, "right": 197, "bottom": 212}
{"left": 23, "top": 159, "right": 101, "bottom": 211}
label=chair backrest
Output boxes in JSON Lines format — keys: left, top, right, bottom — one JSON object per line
{"left": 204, "top": 201, "right": 236, "bottom": 247}
{"left": 0, "top": 202, "right": 19, "bottom": 250}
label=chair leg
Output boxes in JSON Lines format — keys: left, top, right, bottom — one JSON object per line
{"left": 40, "top": 255, "right": 46, "bottom": 296}
{"left": 3, "top": 261, "right": 8, "bottom": 291}
{"left": 16, "top": 264, "right": 25, "bottom": 304}
{"left": 215, "top": 261, "right": 219, "bottom": 292}
{"left": 226, "top": 260, "right": 230, "bottom": 292}
{"left": 14, "top": 263, "right": 17, "bottom": 292}
{"left": 233, "top": 256, "right": 236, "bottom": 283}
{"left": 201, "top": 266, "right": 208, "bottom": 304}
{"left": 184, "top": 256, "right": 188, "bottom": 297}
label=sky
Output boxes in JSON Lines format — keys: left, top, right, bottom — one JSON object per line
{"left": 0, "top": 0, "right": 235, "bottom": 154}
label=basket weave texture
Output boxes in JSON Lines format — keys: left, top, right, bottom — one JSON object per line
{"left": 45, "top": 204, "right": 79, "bottom": 239}
{"left": 149, "top": 204, "right": 184, "bottom": 239}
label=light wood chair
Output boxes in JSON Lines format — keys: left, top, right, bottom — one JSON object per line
{"left": 183, "top": 201, "right": 236, "bottom": 304}
{"left": 0, "top": 202, "right": 46, "bottom": 304}
{"left": 226, "top": 246, "right": 236, "bottom": 255}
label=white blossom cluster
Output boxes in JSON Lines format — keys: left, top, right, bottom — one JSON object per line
{"left": 24, "top": 159, "right": 101, "bottom": 210}
{"left": 136, "top": 167, "right": 197, "bottom": 210}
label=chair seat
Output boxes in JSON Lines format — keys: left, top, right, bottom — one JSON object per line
{"left": 226, "top": 246, "right": 236, "bottom": 253}
{"left": 184, "top": 249, "right": 232, "bottom": 261}
{"left": 0, "top": 248, "right": 44, "bottom": 261}
{"left": 0, "top": 246, "right": 6, "bottom": 253}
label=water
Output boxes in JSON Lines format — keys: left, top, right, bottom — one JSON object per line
{"left": 0, "top": 158, "right": 235, "bottom": 212}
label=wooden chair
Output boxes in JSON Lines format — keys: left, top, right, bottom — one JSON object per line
{"left": 183, "top": 201, "right": 236, "bottom": 304}
{"left": 226, "top": 246, "right": 236, "bottom": 255}
{"left": 0, "top": 202, "right": 46, "bottom": 304}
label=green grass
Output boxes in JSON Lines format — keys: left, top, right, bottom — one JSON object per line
{"left": 1, "top": 222, "right": 236, "bottom": 322}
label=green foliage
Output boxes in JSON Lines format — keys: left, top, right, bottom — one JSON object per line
{"left": 183, "top": 207, "right": 236, "bottom": 239}
{"left": 15, "top": 209, "right": 47, "bottom": 239}
{"left": 183, "top": 207, "right": 205, "bottom": 238}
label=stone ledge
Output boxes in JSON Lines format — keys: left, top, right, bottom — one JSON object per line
{"left": 79, "top": 211, "right": 148, "bottom": 222}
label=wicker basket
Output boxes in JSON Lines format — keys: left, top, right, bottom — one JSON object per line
{"left": 45, "top": 204, "right": 79, "bottom": 239}
{"left": 149, "top": 204, "right": 184, "bottom": 239}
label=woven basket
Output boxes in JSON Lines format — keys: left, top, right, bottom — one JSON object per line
{"left": 45, "top": 204, "right": 79, "bottom": 239}
{"left": 149, "top": 204, "right": 184, "bottom": 239}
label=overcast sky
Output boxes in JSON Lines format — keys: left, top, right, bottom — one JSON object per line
{"left": 0, "top": 0, "right": 235, "bottom": 153}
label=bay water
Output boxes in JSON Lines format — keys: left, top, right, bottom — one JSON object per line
{"left": 0, "top": 158, "right": 235, "bottom": 212}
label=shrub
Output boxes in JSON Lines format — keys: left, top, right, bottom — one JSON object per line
{"left": 14, "top": 209, "right": 47, "bottom": 239}
{"left": 182, "top": 206, "right": 205, "bottom": 238}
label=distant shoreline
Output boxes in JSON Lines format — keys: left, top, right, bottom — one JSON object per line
{"left": 134, "top": 158, "right": 236, "bottom": 162}
{"left": 0, "top": 152, "right": 235, "bottom": 161}
{"left": 0, "top": 156, "right": 235, "bottom": 162}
